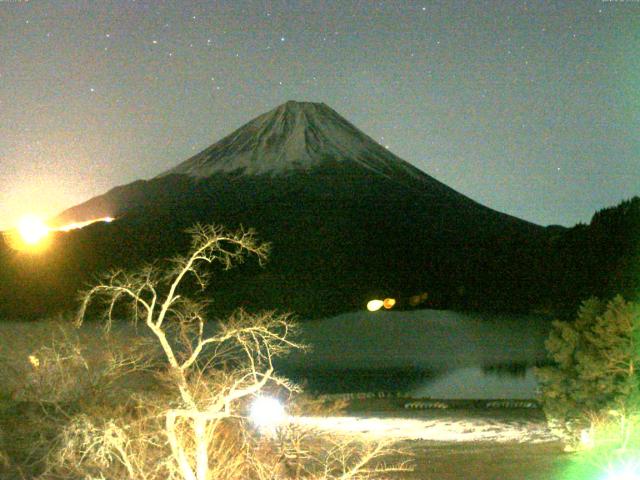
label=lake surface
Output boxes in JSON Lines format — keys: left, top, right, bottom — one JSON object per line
{"left": 281, "top": 309, "right": 552, "bottom": 398}
{"left": 408, "top": 366, "right": 539, "bottom": 399}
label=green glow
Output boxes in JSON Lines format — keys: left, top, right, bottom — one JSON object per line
{"left": 559, "top": 450, "right": 640, "bottom": 480}
{"left": 557, "top": 410, "right": 640, "bottom": 480}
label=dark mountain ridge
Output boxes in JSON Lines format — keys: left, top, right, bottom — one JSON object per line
{"left": 1, "top": 101, "right": 634, "bottom": 320}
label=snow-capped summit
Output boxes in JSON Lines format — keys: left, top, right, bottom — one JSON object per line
{"left": 160, "top": 100, "right": 424, "bottom": 181}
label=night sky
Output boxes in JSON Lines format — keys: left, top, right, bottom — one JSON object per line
{"left": 1, "top": 0, "right": 638, "bottom": 230}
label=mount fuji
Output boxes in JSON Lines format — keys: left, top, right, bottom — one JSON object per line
{"left": 55, "top": 101, "right": 536, "bottom": 224}
{"left": 1, "top": 101, "right": 555, "bottom": 319}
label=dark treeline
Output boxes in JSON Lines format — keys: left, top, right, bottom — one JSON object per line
{"left": 0, "top": 186, "right": 637, "bottom": 321}
{"left": 545, "top": 196, "right": 640, "bottom": 318}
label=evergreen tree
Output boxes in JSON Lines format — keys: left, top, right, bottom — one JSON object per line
{"left": 536, "top": 295, "right": 640, "bottom": 447}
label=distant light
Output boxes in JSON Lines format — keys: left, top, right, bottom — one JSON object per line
{"left": 249, "top": 396, "right": 286, "bottom": 429}
{"left": 17, "top": 215, "right": 49, "bottom": 245}
{"left": 409, "top": 292, "right": 429, "bottom": 307}
{"left": 56, "top": 216, "right": 115, "bottom": 232}
{"left": 383, "top": 298, "right": 396, "bottom": 309}
{"left": 367, "top": 299, "right": 384, "bottom": 312}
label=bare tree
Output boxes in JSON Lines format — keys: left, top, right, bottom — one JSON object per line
{"left": 75, "top": 224, "right": 303, "bottom": 480}
{"left": 52, "top": 223, "right": 412, "bottom": 480}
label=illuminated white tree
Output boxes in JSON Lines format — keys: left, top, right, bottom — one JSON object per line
{"left": 63, "top": 224, "right": 411, "bottom": 480}
{"left": 77, "top": 224, "right": 302, "bottom": 480}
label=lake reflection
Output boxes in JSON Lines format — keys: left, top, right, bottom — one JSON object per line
{"left": 280, "top": 309, "right": 552, "bottom": 398}
{"left": 409, "top": 366, "right": 539, "bottom": 399}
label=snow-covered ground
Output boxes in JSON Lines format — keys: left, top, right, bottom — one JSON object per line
{"left": 292, "top": 414, "right": 558, "bottom": 443}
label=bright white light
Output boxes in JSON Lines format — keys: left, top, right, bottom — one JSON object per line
{"left": 580, "top": 428, "right": 593, "bottom": 448}
{"left": 367, "top": 299, "right": 384, "bottom": 312}
{"left": 250, "top": 396, "right": 286, "bottom": 429}
{"left": 17, "top": 215, "right": 49, "bottom": 245}
{"left": 604, "top": 462, "right": 640, "bottom": 480}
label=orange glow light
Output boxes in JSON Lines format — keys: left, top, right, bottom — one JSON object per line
{"left": 3, "top": 214, "right": 53, "bottom": 253}
{"left": 17, "top": 215, "right": 50, "bottom": 245}
{"left": 383, "top": 298, "right": 396, "bottom": 309}
{"left": 4, "top": 215, "right": 115, "bottom": 253}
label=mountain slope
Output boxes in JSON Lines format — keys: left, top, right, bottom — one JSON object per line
{"left": 2, "top": 101, "right": 554, "bottom": 319}
{"left": 55, "top": 101, "right": 537, "bottom": 232}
